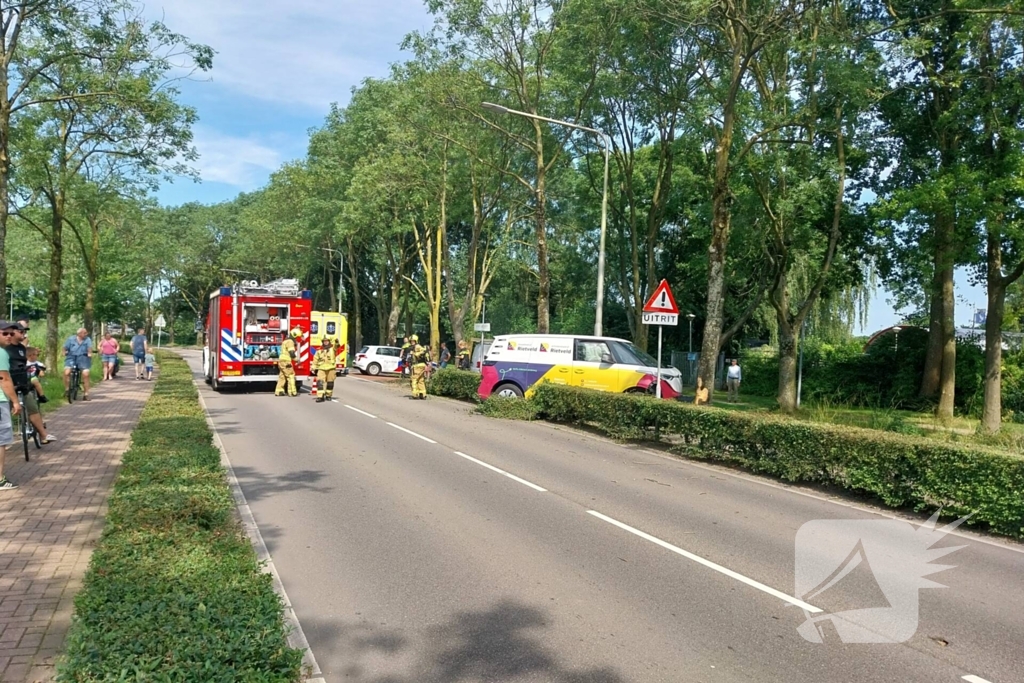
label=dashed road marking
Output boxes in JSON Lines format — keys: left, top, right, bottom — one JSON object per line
{"left": 345, "top": 404, "right": 377, "bottom": 419}
{"left": 387, "top": 422, "right": 437, "bottom": 444}
{"left": 587, "top": 510, "right": 822, "bottom": 613}
{"left": 453, "top": 451, "right": 547, "bottom": 492}
{"left": 962, "top": 676, "right": 994, "bottom": 683}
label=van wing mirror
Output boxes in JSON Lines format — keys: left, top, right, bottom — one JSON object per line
{"left": 600, "top": 353, "right": 615, "bottom": 365}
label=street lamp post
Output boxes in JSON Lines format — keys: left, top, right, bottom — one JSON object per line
{"left": 482, "top": 102, "right": 611, "bottom": 336}
{"left": 892, "top": 325, "right": 903, "bottom": 354}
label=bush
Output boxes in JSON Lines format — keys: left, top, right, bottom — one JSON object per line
{"left": 427, "top": 368, "right": 481, "bottom": 401}
{"left": 529, "top": 383, "right": 1024, "bottom": 538}
{"left": 477, "top": 395, "right": 539, "bottom": 421}
{"left": 58, "top": 353, "right": 302, "bottom": 682}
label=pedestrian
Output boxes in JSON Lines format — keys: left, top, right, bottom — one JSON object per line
{"left": 4, "top": 323, "right": 54, "bottom": 443}
{"left": 130, "top": 327, "right": 148, "bottom": 379}
{"left": 409, "top": 335, "right": 429, "bottom": 399}
{"left": 727, "top": 359, "right": 742, "bottom": 402}
{"left": 274, "top": 327, "right": 300, "bottom": 397}
{"left": 144, "top": 349, "right": 156, "bottom": 381}
{"left": 439, "top": 342, "right": 451, "bottom": 369}
{"left": 312, "top": 339, "right": 336, "bottom": 402}
{"left": 62, "top": 328, "right": 93, "bottom": 401}
{"left": 456, "top": 340, "right": 470, "bottom": 370}
{"left": 0, "top": 324, "right": 23, "bottom": 489}
{"left": 99, "top": 332, "right": 119, "bottom": 380}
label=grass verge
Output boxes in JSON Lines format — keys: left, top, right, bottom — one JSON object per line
{"left": 57, "top": 352, "right": 303, "bottom": 682}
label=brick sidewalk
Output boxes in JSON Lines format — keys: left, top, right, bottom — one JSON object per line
{"left": 0, "top": 374, "right": 154, "bottom": 682}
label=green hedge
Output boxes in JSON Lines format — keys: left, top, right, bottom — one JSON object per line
{"left": 58, "top": 353, "right": 302, "bottom": 682}
{"left": 530, "top": 384, "right": 1024, "bottom": 538}
{"left": 427, "top": 368, "right": 481, "bottom": 401}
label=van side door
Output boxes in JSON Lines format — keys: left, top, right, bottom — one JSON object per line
{"left": 571, "top": 338, "right": 622, "bottom": 392}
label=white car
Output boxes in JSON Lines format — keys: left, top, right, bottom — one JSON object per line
{"left": 354, "top": 346, "right": 403, "bottom": 376}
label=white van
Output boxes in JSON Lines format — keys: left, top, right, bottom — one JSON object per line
{"left": 478, "top": 334, "right": 683, "bottom": 399}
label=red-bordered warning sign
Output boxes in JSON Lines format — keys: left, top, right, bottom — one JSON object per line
{"left": 643, "top": 280, "right": 679, "bottom": 314}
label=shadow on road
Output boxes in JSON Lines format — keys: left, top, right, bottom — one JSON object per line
{"left": 304, "top": 601, "right": 624, "bottom": 683}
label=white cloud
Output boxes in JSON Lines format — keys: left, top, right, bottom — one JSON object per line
{"left": 190, "top": 127, "right": 284, "bottom": 188}
{"left": 146, "top": 0, "right": 432, "bottom": 110}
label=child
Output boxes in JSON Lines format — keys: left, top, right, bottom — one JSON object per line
{"left": 144, "top": 350, "right": 156, "bottom": 380}
{"left": 26, "top": 347, "right": 55, "bottom": 443}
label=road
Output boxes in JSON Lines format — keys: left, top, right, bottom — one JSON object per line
{"left": 182, "top": 351, "right": 1023, "bottom": 683}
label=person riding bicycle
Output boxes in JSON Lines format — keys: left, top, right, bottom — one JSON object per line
{"left": 2, "top": 323, "right": 54, "bottom": 443}
{"left": 62, "top": 327, "right": 93, "bottom": 401}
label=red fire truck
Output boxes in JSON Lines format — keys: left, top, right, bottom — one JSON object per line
{"left": 203, "top": 279, "right": 313, "bottom": 391}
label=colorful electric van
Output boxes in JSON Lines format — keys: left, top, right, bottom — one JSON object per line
{"left": 478, "top": 334, "right": 683, "bottom": 400}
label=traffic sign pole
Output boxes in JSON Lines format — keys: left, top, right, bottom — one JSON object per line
{"left": 656, "top": 326, "right": 663, "bottom": 399}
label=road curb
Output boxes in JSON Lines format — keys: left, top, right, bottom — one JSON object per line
{"left": 195, "top": 384, "right": 326, "bottom": 683}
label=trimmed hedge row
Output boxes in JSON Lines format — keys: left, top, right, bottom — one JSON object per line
{"left": 427, "top": 368, "right": 482, "bottom": 401}
{"left": 530, "top": 384, "right": 1024, "bottom": 538}
{"left": 58, "top": 353, "right": 302, "bottom": 681}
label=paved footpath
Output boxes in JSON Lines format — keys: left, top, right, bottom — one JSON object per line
{"left": 0, "top": 374, "right": 153, "bottom": 682}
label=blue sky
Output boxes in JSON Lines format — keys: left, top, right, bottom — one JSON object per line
{"left": 147, "top": 0, "right": 986, "bottom": 335}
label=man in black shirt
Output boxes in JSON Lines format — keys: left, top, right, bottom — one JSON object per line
{"left": 3, "top": 322, "right": 54, "bottom": 443}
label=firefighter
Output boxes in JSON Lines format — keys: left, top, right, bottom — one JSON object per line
{"left": 275, "top": 327, "right": 301, "bottom": 397}
{"left": 400, "top": 336, "right": 411, "bottom": 376}
{"left": 312, "top": 339, "right": 337, "bottom": 402}
{"left": 456, "top": 340, "right": 470, "bottom": 370}
{"left": 410, "top": 335, "right": 430, "bottom": 399}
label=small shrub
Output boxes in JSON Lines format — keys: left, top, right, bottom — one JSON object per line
{"left": 477, "top": 396, "right": 539, "bottom": 421}
{"left": 427, "top": 368, "right": 481, "bottom": 401}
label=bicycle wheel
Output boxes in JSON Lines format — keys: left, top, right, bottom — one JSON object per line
{"left": 69, "top": 370, "right": 79, "bottom": 403}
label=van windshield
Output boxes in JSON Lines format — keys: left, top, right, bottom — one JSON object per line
{"left": 610, "top": 340, "right": 662, "bottom": 368}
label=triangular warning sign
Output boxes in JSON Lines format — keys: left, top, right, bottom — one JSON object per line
{"left": 643, "top": 280, "right": 679, "bottom": 314}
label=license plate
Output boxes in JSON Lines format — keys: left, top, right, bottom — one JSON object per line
{"left": 222, "top": 370, "right": 242, "bottom": 376}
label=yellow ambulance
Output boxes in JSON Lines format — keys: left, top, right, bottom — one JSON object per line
{"left": 310, "top": 311, "right": 349, "bottom": 375}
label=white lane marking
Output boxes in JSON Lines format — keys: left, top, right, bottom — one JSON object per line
{"left": 453, "top": 451, "right": 547, "bottom": 492}
{"left": 387, "top": 422, "right": 437, "bottom": 444}
{"left": 587, "top": 510, "right": 822, "bottom": 613}
{"left": 345, "top": 404, "right": 377, "bottom": 419}
{"left": 962, "top": 676, "right": 994, "bottom": 683}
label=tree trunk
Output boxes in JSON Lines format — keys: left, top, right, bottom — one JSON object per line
{"left": 534, "top": 122, "right": 551, "bottom": 334}
{"left": 45, "top": 201, "right": 64, "bottom": 370}
{"left": 981, "top": 262, "right": 1004, "bottom": 434}
{"left": 346, "top": 237, "right": 362, "bottom": 349}
{"left": 0, "top": 103, "right": 9, "bottom": 318}
{"left": 777, "top": 320, "right": 799, "bottom": 414}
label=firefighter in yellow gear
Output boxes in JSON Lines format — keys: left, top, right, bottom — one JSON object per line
{"left": 456, "top": 340, "right": 470, "bottom": 370}
{"left": 409, "top": 335, "right": 430, "bottom": 399}
{"left": 275, "top": 327, "right": 301, "bottom": 396}
{"left": 312, "top": 339, "right": 337, "bottom": 402}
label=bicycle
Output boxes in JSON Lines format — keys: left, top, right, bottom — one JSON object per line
{"left": 15, "top": 391, "right": 41, "bottom": 462}
{"left": 68, "top": 364, "right": 83, "bottom": 403}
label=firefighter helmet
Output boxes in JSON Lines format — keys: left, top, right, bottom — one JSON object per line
{"left": 410, "top": 334, "right": 419, "bottom": 343}
{"left": 290, "top": 327, "right": 302, "bottom": 338}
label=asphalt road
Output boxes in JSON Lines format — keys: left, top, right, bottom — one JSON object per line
{"left": 182, "top": 351, "right": 1023, "bottom": 683}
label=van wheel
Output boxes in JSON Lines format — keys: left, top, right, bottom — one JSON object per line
{"left": 368, "top": 363, "right": 382, "bottom": 376}
{"left": 495, "top": 383, "right": 523, "bottom": 399}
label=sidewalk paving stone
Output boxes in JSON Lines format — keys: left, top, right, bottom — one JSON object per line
{"left": 0, "top": 375, "right": 154, "bottom": 682}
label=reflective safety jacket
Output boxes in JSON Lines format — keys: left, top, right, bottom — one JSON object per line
{"left": 312, "top": 348, "right": 336, "bottom": 371}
